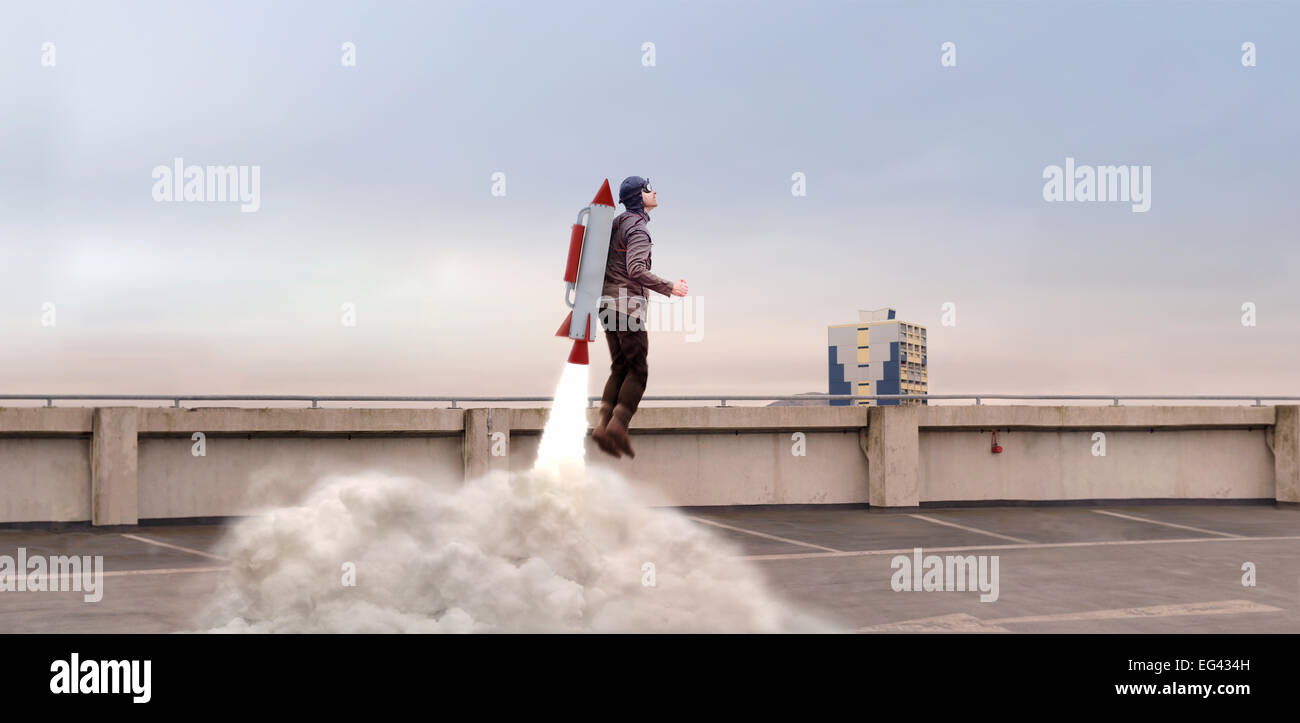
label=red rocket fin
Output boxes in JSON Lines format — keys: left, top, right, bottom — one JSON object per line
{"left": 568, "top": 340, "right": 589, "bottom": 365}
{"left": 556, "top": 311, "right": 573, "bottom": 338}
{"left": 591, "top": 179, "right": 614, "bottom": 207}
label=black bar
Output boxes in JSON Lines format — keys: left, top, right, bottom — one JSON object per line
{"left": 1, "top": 633, "right": 1285, "bottom": 711}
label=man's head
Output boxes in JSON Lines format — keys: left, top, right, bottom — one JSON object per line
{"left": 619, "top": 176, "right": 657, "bottom": 213}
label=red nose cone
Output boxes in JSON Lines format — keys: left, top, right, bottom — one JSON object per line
{"left": 591, "top": 179, "right": 614, "bottom": 207}
{"left": 568, "top": 340, "right": 589, "bottom": 365}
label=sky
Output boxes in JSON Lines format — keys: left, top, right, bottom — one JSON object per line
{"left": 1, "top": 0, "right": 1297, "bottom": 402}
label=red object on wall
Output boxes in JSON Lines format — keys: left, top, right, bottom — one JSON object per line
{"left": 991, "top": 430, "right": 1003, "bottom": 454}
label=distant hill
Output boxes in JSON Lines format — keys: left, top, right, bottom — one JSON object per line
{"left": 766, "top": 392, "right": 831, "bottom": 407}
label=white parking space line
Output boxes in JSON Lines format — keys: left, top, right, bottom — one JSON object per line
{"left": 1092, "top": 510, "right": 1242, "bottom": 538}
{"left": 990, "top": 599, "right": 1282, "bottom": 624}
{"left": 689, "top": 516, "right": 843, "bottom": 553}
{"left": 908, "top": 514, "right": 1034, "bottom": 544}
{"left": 739, "top": 534, "right": 1300, "bottom": 561}
{"left": 858, "top": 599, "right": 1284, "bottom": 633}
{"left": 102, "top": 566, "right": 229, "bottom": 577}
{"left": 3, "top": 566, "right": 230, "bottom": 585}
{"left": 121, "top": 533, "right": 230, "bottom": 561}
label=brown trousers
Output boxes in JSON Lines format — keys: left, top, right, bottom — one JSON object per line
{"left": 599, "top": 312, "right": 649, "bottom": 416}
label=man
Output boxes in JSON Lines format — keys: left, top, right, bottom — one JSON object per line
{"left": 591, "top": 176, "right": 688, "bottom": 458}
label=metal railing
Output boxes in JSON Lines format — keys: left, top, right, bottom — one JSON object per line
{"left": 1, "top": 394, "right": 1298, "bottom": 408}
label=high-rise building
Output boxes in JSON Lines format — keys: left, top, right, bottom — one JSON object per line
{"left": 828, "top": 308, "right": 927, "bottom": 406}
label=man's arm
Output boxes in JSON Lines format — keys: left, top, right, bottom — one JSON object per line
{"left": 624, "top": 226, "right": 675, "bottom": 297}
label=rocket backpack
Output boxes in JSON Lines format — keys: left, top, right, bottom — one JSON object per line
{"left": 555, "top": 179, "right": 617, "bottom": 365}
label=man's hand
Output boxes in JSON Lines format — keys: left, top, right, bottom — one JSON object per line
{"left": 671, "top": 279, "right": 688, "bottom": 297}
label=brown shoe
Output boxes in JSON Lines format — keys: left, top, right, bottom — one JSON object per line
{"left": 605, "top": 405, "right": 636, "bottom": 459}
{"left": 592, "top": 404, "right": 621, "bottom": 458}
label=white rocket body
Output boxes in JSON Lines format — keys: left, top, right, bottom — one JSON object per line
{"left": 557, "top": 180, "right": 618, "bottom": 364}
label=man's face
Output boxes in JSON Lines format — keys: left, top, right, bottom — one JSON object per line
{"left": 642, "top": 188, "right": 658, "bottom": 210}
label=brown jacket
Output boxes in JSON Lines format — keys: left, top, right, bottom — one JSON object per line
{"left": 600, "top": 209, "right": 674, "bottom": 321}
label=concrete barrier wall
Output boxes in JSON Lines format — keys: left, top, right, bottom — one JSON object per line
{"left": 920, "top": 429, "right": 1274, "bottom": 503}
{"left": 0, "top": 438, "right": 92, "bottom": 523}
{"left": 0, "top": 404, "right": 1294, "bottom": 525}
{"left": 137, "top": 436, "right": 464, "bottom": 519}
{"left": 509, "top": 431, "right": 870, "bottom": 506}
{"left": 0, "top": 408, "right": 94, "bottom": 523}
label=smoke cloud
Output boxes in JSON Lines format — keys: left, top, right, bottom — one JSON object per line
{"left": 199, "top": 365, "right": 835, "bottom": 633}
